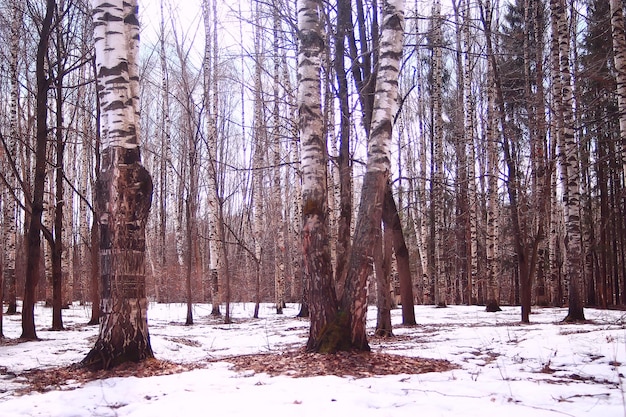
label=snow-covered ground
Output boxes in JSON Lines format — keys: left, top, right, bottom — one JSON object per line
{"left": 1, "top": 302, "right": 625, "bottom": 416}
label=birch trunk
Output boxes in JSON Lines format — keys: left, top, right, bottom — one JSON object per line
{"left": 551, "top": 0, "right": 585, "bottom": 321}
{"left": 203, "top": 0, "right": 230, "bottom": 321}
{"left": 252, "top": 0, "right": 265, "bottom": 319}
{"left": 609, "top": 0, "right": 626, "bottom": 180}
{"left": 299, "top": 0, "right": 338, "bottom": 352}
{"left": 4, "top": 3, "right": 21, "bottom": 316}
{"left": 158, "top": 0, "right": 171, "bottom": 302}
{"left": 432, "top": 0, "right": 447, "bottom": 308}
{"left": 272, "top": 6, "right": 286, "bottom": 314}
{"left": 460, "top": 0, "right": 479, "bottom": 305}
{"left": 82, "top": 0, "right": 154, "bottom": 368}
{"left": 481, "top": 0, "right": 501, "bottom": 312}
{"left": 548, "top": 0, "right": 563, "bottom": 307}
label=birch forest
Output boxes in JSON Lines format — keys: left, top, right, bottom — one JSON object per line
{"left": 2, "top": 0, "right": 626, "bottom": 340}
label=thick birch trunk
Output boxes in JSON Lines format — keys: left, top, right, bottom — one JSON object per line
{"left": 82, "top": 0, "right": 154, "bottom": 369}
{"left": 298, "top": 0, "right": 338, "bottom": 352}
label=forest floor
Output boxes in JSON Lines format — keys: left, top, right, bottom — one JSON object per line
{"left": 1, "top": 302, "right": 625, "bottom": 416}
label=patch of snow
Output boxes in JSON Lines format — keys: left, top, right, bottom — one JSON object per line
{"left": 1, "top": 302, "right": 625, "bottom": 416}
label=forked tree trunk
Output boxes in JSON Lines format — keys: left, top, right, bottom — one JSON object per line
{"left": 22, "top": 0, "right": 56, "bottom": 341}
{"left": 382, "top": 183, "right": 416, "bottom": 325}
{"left": 313, "top": 0, "right": 405, "bottom": 353}
{"left": 82, "top": 0, "right": 154, "bottom": 369}
{"left": 375, "top": 225, "right": 393, "bottom": 337}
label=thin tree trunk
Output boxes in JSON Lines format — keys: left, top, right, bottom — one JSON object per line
{"left": 480, "top": 0, "right": 502, "bottom": 313}
{"left": 51, "top": 38, "right": 66, "bottom": 330}
{"left": 431, "top": 0, "right": 447, "bottom": 308}
{"left": 375, "top": 224, "right": 393, "bottom": 337}
{"left": 272, "top": 5, "right": 286, "bottom": 314}
{"left": 88, "top": 56, "right": 102, "bottom": 326}
{"left": 158, "top": 0, "right": 170, "bottom": 302}
{"left": 4, "top": 2, "right": 21, "bottom": 316}
{"left": 185, "top": 199, "right": 194, "bottom": 325}
{"left": 22, "top": 0, "right": 56, "bottom": 341}
{"left": 333, "top": 0, "right": 353, "bottom": 303}
{"left": 252, "top": 0, "right": 265, "bottom": 319}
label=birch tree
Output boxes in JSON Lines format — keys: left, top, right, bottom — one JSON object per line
{"left": 4, "top": 2, "right": 21, "bottom": 316}
{"left": 431, "top": 0, "right": 447, "bottom": 308}
{"left": 550, "top": 0, "right": 585, "bottom": 322}
{"left": 272, "top": 3, "right": 286, "bottom": 314}
{"left": 252, "top": 0, "right": 265, "bottom": 319}
{"left": 480, "top": 0, "right": 507, "bottom": 314}
{"left": 203, "top": 0, "right": 231, "bottom": 323}
{"left": 310, "top": 0, "right": 405, "bottom": 352}
{"left": 82, "top": 0, "right": 154, "bottom": 369}
{"left": 609, "top": 0, "right": 626, "bottom": 180}
{"left": 299, "top": 0, "right": 337, "bottom": 351}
